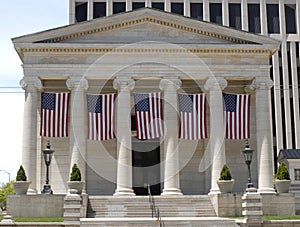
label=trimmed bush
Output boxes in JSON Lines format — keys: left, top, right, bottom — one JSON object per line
{"left": 16, "top": 165, "right": 27, "bottom": 181}
{"left": 70, "top": 164, "right": 81, "bottom": 181}
{"left": 275, "top": 162, "right": 290, "bottom": 180}
{"left": 219, "top": 164, "right": 232, "bottom": 181}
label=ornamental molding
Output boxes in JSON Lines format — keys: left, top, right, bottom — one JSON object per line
{"left": 159, "top": 78, "right": 182, "bottom": 91}
{"left": 18, "top": 47, "right": 272, "bottom": 55}
{"left": 250, "top": 78, "right": 274, "bottom": 90}
{"left": 113, "top": 78, "right": 135, "bottom": 91}
{"left": 204, "top": 77, "right": 228, "bottom": 91}
{"left": 66, "top": 78, "right": 89, "bottom": 91}
{"left": 19, "top": 78, "right": 43, "bottom": 91}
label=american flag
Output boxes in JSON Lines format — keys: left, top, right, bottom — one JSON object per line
{"left": 178, "top": 93, "right": 207, "bottom": 140}
{"left": 40, "top": 92, "right": 70, "bottom": 137}
{"left": 223, "top": 93, "right": 251, "bottom": 139}
{"left": 87, "top": 94, "right": 116, "bottom": 141}
{"left": 134, "top": 92, "right": 164, "bottom": 140}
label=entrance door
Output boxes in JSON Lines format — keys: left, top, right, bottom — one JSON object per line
{"left": 132, "top": 139, "right": 161, "bottom": 195}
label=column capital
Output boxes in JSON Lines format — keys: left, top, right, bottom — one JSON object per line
{"left": 204, "top": 77, "right": 227, "bottom": 91}
{"left": 113, "top": 78, "right": 135, "bottom": 91}
{"left": 159, "top": 78, "right": 182, "bottom": 91}
{"left": 66, "top": 78, "right": 88, "bottom": 91}
{"left": 251, "top": 78, "right": 274, "bottom": 90}
{"left": 20, "top": 78, "right": 43, "bottom": 92}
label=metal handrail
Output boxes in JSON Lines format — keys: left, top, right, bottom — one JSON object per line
{"left": 147, "top": 184, "right": 165, "bottom": 227}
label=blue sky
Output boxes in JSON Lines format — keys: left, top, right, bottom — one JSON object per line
{"left": 0, "top": 1, "right": 69, "bottom": 184}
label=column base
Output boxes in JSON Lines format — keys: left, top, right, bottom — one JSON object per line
{"left": 257, "top": 187, "right": 276, "bottom": 194}
{"left": 27, "top": 188, "right": 37, "bottom": 195}
{"left": 208, "top": 188, "right": 221, "bottom": 195}
{"left": 161, "top": 188, "right": 182, "bottom": 196}
{"left": 113, "top": 188, "right": 135, "bottom": 196}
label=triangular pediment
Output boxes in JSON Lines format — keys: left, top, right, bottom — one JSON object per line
{"left": 13, "top": 8, "right": 279, "bottom": 47}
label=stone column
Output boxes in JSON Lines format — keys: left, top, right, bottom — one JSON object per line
{"left": 203, "top": 0, "right": 210, "bottom": 22}
{"left": 251, "top": 78, "right": 275, "bottom": 194}
{"left": 204, "top": 77, "right": 227, "bottom": 194}
{"left": 260, "top": 0, "right": 268, "bottom": 35}
{"left": 67, "top": 78, "right": 88, "bottom": 191}
{"left": 241, "top": 0, "right": 248, "bottom": 31}
{"left": 184, "top": 0, "right": 190, "bottom": 17}
{"left": 165, "top": 0, "right": 171, "bottom": 12}
{"left": 222, "top": 0, "right": 229, "bottom": 27}
{"left": 160, "top": 78, "right": 182, "bottom": 196}
{"left": 87, "top": 0, "right": 93, "bottom": 20}
{"left": 113, "top": 78, "right": 135, "bottom": 196}
{"left": 20, "top": 78, "right": 43, "bottom": 194}
{"left": 107, "top": 0, "right": 113, "bottom": 16}
{"left": 69, "top": 0, "right": 76, "bottom": 24}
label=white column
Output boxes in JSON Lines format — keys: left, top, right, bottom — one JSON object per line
{"left": 145, "top": 0, "right": 151, "bottom": 8}
{"left": 296, "top": 0, "right": 300, "bottom": 37}
{"left": 203, "top": 0, "right": 210, "bottom": 22}
{"left": 272, "top": 52, "right": 283, "bottom": 155}
{"left": 241, "top": 0, "right": 248, "bottom": 31}
{"left": 88, "top": 0, "right": 93, "bottom": 20}
{"left": 260, "top": 0, "right": 268, "bottom": 35}
{"left": 107, "top": 0, "right": 113, "bottom": 16}
{"left": 222, "top": 0, "right": 229, "bottom": 27}
{"left": 20, "top": 78, "right": 43, "bottom": 194}
{"left": 69, "top": 0, "right": 76, "bottom": 24}
{"left": 165, "top": 0, "right": 171, "bottom": 12}
{"left": 204, "top": 78, "right": 227, "bottom": 194}
{"left": 184, "top": 0, "right": 190, "bottom": 17}
{"left": 281, "top": 41, "right": 293, "bottom": 148}
{"left": 291, "top": 42, "right": 300, "bottom": 148}
{"left": 113, "top": 78, "right": 135, "bottom": 196}
{"left": 160, "top": 78, "right": 182, "bottom": 196}
{"left": 126, "top": 0, "right": 132, "bottom": 12}
{"left": 279, "top": 0, "right": 286, "bottom": 36}
{"left": 67, "top": 78, "right": 88, "bottom": 192}
{"left": 252, "top": 78, "right": 275, "bottom": 194}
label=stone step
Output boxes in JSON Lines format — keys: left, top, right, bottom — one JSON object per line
{"left": 80, "top": 217, "right": 238, "bottom": 227}
{"left": 86, "top": 195, "right": 217, "bottom": 218}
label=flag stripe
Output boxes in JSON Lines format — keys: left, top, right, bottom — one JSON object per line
{"left": 223, "top": 93, "right": 251, "bottom": 140}
{"left": 40, "top": 92, "right": 70, "bottom": 138}
{"left": 179, "top": 93, "right": 207, "bottom": 140}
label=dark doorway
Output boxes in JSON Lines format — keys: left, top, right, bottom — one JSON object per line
{"left": 132, "top": 140, "right": 161, "bottom": 195}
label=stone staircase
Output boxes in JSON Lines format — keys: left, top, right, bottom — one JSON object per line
{"left": 81, "top": 195, "right": 238, "bottom": 226}
{"left": 87, "top": 195, "right": 216, "bottom": 218}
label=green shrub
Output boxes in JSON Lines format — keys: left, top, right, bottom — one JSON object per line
{"left": 70, "top": 164, "right": 81, "bottom": 181}
{"left": 275, "top": 162, "right": 290, "bottom": 180}
{"left": 219, "top": 164, "right": 232, "bottom": 181}
{"left": 0, "top": 182, "right": 16, "bottom": 210}
{"left": 16, "top": 165, "right": 27, "bottom": 181}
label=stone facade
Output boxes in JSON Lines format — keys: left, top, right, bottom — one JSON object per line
{"left": 12, "top": 8, "right": 279, "bottom": 196}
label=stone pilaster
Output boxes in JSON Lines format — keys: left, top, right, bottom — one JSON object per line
{"left": 241, "top": 0, "right": 248, "bottom": 31}
{"left": 251, "top": 78, "right": 275, "bottom": 194}
{"left": 204, "top": 77, "right": 227, "bottom": 194}
{"left": 66, "top": 78, "right": 88, "bottom": 192}
{"left": 20, "top": 78, "right": 42, "bottom": 194}
{"left": 160, "top": 78, "right": 182, "bottom": 196}
{"left": 113, "top": 78, "right": 135, "bottom": 196}
{"left": 203, "top": 0, "right": 210, "bottom": 22}
{"left": 222, "top": 0, "right": 229, "bottom": 27}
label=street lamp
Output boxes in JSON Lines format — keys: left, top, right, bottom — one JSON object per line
{"left": 241, "top": 139, "right": 254, "bottom": 189}
{"left": 41, "top": 141, "right": 55, "bottom": 194}
{"left": 0, "top": 169, "right": 10, "bottom": 182}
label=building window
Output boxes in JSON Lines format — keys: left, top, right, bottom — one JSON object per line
{"left": 152, "top": 3, "right": 164, "bottom": 10}
{"left": 133, "top": 2, "right": 145, "bottom": 10}
{"left": 295, "top": 169, "right": 300, "bottom": 181}
{"left": 210, "top": 3, "right": 222, "bottom": 25}
{"left": 229, "top": 3, "right": 241, "bottom": 29}
{"left": 171, "top": 3, "right": 184, "bottom": 15}
{"left": 190, "top": 3, "right": 203, "bottom": 21}
{"left": 93, "top": 2, "right": 106, "bottom": 19}
{"left": 285, "top": 4, "right": 297, "bottom": 34}
{"left": 113, "top": 2, "right": 126, "bottom": 14}
{"left": 267, "top": 4, "right": 280, "bottom": 34}
{"left": 248, "top": 4, "right": 261, "bottom": 33}
{"left": 75, "top": 2, "right": 87, "bottom": 22}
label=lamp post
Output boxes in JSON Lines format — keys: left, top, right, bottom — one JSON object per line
{"left": 41, "top": 141, "right": 55, "bottom": 194}
{"left": 0, "top": 169, "right": 10, "bottom": 182}
{"left": 241, "top": 140, "right": 254, "bottom": 189}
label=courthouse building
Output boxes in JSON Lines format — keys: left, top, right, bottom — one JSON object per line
{"left": 12, "top": 0, "right": 300, "bottom": 197}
